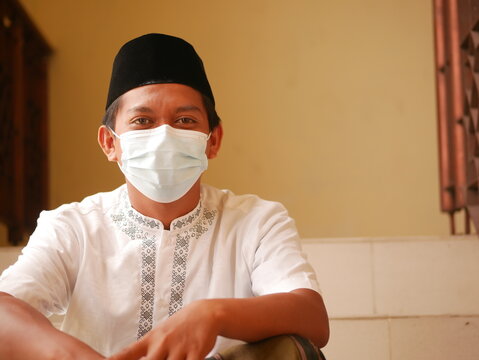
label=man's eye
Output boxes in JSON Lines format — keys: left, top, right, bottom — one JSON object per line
{"left": 132, "top": 117, "right": 150, "bottom": 125}
{"left": 176, "top": 117, "right": 195, "bottom": 124}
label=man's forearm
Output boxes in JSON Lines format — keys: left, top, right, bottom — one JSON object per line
{"left": 212, "top": 288, "right": 329, "bottom": 348}
{"left": 0, "top": 292, "right": 104, "bottom": 360}
{"left": 108, "top": 288, "right": 329, "bottom": 360}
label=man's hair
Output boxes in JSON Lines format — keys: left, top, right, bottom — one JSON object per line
{"left": 102, "top": 96, "right": 122, "bottom": 130}
{"left": 102, "top": 94, "right": 221, "bottom": 131}
{"left": 201, "top": 94, "right": 221, "bottom": 131}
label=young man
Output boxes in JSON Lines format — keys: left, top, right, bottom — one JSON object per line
{"left": 0, "top": 34, "right": 329, "bottom": 360}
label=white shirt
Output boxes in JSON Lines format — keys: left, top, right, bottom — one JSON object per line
{"left": 0, "top": 184, "right": 319, "bottom": 356}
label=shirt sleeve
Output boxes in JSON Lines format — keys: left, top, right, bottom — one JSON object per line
{"left": 0, "top": 209, "right": 80, "bottom": 317}
{"left": 249, "top": 202, "right": 320, "bottom": 296}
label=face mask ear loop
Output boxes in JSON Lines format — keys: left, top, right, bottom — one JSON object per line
{"left": 107, "top": 126, "right": 122, "bottom": 167}
{"left": 108, "top": 126, "right": 120, "bottom": 139}
{"left": 206, "top": 132, "right": 212, "bottom": 141}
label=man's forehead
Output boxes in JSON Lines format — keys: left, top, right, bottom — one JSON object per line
{"left": 124, "top": 105, "right": 203, "bottom": 114}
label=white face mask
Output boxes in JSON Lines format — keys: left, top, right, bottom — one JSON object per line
{"left": 110, "top": 125, "right": 209, "bottom": 203}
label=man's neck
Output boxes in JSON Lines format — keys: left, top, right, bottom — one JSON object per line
{"left": 126, "top": 181, "right": 201, "bottom": 230}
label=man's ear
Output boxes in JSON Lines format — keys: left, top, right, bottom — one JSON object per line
{"left": 98, "top": 125, "right": 119, "bottom": 162}
{"left": 207, "top": 124, "right": 223, "bottom": 159}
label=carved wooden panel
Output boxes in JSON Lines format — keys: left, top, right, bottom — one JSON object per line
{"left": 0, "top": 0, "right": 50, "bottom": 245}
{"left": 434, "top": 0, "right": 479, "bottom": 233}
{"left": 461, "top": 19, "right": 479, "bottom": 231}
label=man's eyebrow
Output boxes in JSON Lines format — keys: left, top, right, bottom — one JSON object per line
{"left": 175, "top": 105, "right": 202, "bottom": 113}
{"left": 127, "top": 106, "right": 155, "bottom": 114}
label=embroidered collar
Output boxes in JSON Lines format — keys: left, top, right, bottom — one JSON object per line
{"left": 111, "top": 186, "right": 204, "bottom": 237}
{"left": 171, "top": 204, "right": 202, "bottom": 230}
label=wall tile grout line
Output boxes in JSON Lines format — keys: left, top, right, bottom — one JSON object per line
{"left": 370, "top": 241, "right": 377, "bottom": 315}
{"left": 301, "top": 235, "right": 479, "bottom": 245}
{"left": 387, "top": 318, "right": 393, "bottom": 360}
{"left": 329, "top": 314, "right": 479, "bottom": 321}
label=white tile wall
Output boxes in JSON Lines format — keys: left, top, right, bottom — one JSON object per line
{"left": 0, "top": 246, "right": 22, "bottom": 271}
{"left": 322, "top": 319, "right": 390, "bottom": 360}
{"left": 373, "top": 238, "right": 479, "bottom": 316}
{"left": 302, "top": 241, "right": 375, "bottom": 318}
{"left": 303, "top": 236, "right": 479, "bottom": 359}
{"left": 389, "top": 316, "right": 479, "bottom": 360}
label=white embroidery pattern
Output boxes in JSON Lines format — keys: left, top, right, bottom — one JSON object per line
{"left": 110, "top": 192, "right": 160, "bottom": 240}
{"left": 138, "top": 238, "right": 156, "bottom": 339}
{"left": 168, "top": 207, "right": 217, "bottom": 316}
{"left": 111, "top": 191, "right": 159, "bottom": 339}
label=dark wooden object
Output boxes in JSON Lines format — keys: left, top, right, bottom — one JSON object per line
{"left": 0, "top": 0, "right": 50, "bottom": 245}
{"left": 434, "top": 0, "right": 479, "bottom": 233}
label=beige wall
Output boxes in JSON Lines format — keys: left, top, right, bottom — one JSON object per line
{"left": 16, "top": 0, "right": 452, "bottom": 238}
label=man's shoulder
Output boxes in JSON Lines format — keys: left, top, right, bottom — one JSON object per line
{"left": 200, "top": 184, "right": 288, "bottom": 217}
{"left": 40, "top": 185, "right": 126, "bottom": 223}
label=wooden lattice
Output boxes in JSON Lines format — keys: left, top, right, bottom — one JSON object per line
{"left": 434, "top": 0, "right": 479, "bottom": 234}
{"left": 461, "top": 21, "right": 479, "bottom": 230}
{"left": 0, "top": 0, "right": 50, "bottom": 245}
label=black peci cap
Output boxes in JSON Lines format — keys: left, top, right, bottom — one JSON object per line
{"left": 105, "top": 33, "right": 215, "bottom": 109}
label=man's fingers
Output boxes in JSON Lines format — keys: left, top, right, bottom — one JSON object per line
{"left": 185, "top": 354, "right": 204, "bottom": 360}
{"left": 144, "top": 344, "right": 169, "bottom": 360}
{"left": 108, "top": 339, "right": 148, "bottom": 360}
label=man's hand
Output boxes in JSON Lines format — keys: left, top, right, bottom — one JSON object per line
{"left": 109, "top": 300, "right": 220, "bottom": 360}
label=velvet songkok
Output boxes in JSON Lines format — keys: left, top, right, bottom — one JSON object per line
{"left": 106, "top": 33, "right": 214, "bottom": 109}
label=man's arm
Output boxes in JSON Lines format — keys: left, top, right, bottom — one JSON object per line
{"left": 217, "top": 289, "right": 329, "bottom": 346}
{"left": 0, "top": 292, "right": 105, "bottom": 360}
{"left": 109, "top": 288, "right": 329, "bottom": 360}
